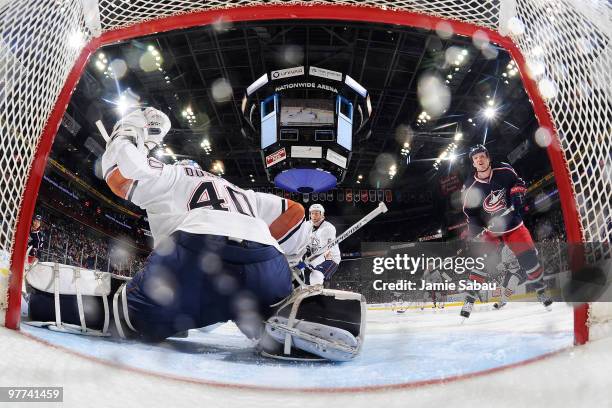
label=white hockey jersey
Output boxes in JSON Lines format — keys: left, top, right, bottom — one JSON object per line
{"left": 303, "top": 220, "right": 341, "bottom": 266}
{"left": 423, "top": 268, "right": 443, "bottom": 284}
{"left": 101, "top": 137, "right": 304, "bottom": 253}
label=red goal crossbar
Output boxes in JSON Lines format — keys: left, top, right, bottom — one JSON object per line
{"left": 5, "top": 4, "right": 587, "bottom": 343}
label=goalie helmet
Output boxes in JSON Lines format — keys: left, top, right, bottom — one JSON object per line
{"left": 110, "top": 108, "right": 171, "bottom": 154}
{"left": 142, "top": 107, "right": 171, "bottom": 151}
{"left": 258, "top": 286, "right": 366, "bottom": 362}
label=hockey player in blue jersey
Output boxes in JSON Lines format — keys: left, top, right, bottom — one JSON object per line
{"left": 460, "top": 144, "right": 552, "bottom": 318}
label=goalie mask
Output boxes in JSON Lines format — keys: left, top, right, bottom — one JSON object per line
{"left": 142, "top": 107, "right": 171, "bottom": 151}
{"left": 110, "top": 108, "right": 171, "bottom": 155}
{"left": 258, "top": 286, "right": 366, "bottom": 362}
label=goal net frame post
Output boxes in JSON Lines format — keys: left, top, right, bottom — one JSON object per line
{"left": 3, "top": 4, "right": 587, "bottom": 341}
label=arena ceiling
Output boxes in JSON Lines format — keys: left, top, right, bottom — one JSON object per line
{"left": 54, "top": 19, "right": 543, "bottom": 193}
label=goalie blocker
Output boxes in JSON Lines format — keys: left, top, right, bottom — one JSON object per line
{"left": 22, "top": 262, "right": 366, "bottom": 362}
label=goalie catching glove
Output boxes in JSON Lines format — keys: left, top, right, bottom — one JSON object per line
{"left": 257, "top": 286, "right": 366, "bottom": 362}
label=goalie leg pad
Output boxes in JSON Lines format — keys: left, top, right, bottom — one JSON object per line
{"left": 25, "top": 262, "right": 130, "bottom": 336}
{"left": 265, "top": 316, "right": 359, "bottom": 361}
{"left": 259, "top": 287, "right": 366, "bottom": 362}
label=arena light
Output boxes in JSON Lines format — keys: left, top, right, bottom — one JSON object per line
{"left": 483, "top": 106, "right": 497, "bottom": 119}
{"left": 116, "top": 95, "right": 130, "bottom": 114}
{"left": 201, "top": 138, "right": 212, "bottom": 154}
{"left": 241, "top": 95, "right": 248, "bottom": 113}
{"left": 417, "top": 111, "right": 430, "bottom": 126}
{"left": 454, "top": 132, "right": 463, "bottom": 141}
{"left": 182, "top": 106, "right": 197, "bottom": 125}
{"left": 68, "top": 30, "right": 84, "bottom": 49}
{"left": 531, "top": 45, "right": 544, "bottom": 57}
{"left": 401, "top": 142, "right": 410, "bottom": 157}
{"left": 165, "top": 147, "right": 176, "bottom": 159}
{"left": 344, "top": 74, "right": 367, "bottom": 97}
{"left": 246, "top": 73, "right": 268, "bottom": 96}
{"left": 95, "top": 53, "right": 107, "bottom": 72}
{"left": 212, "top": 160, "right": 225, "bottom": 176}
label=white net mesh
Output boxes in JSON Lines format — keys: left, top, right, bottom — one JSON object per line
{"left": 507, "top": 0, "right": 611, "bottom": 249}
{"left": 0, "top": 0, "right": 610, "bottom": 332}
{"left": 0, "top": 1, "right": 95, "bottom": 318}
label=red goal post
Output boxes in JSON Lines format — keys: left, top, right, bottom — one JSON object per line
{"left": 1, "top": 1, "right": 609, "bottom": 345}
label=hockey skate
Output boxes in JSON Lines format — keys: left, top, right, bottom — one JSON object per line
{"left": 493, "top": 301, "right": 507, "bottom": 309}
{"left": 537, "top": 288, "right": 553, "bottom": 308}
{"left": 460, "top": 295, "right": 475, "bottom": 319}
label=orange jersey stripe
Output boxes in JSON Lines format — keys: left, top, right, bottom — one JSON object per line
{"left": 105, "top": 167, "right": 134, "bottom": 200}
{"left": 269, "top": 200, "right": 304, "bottom": 240}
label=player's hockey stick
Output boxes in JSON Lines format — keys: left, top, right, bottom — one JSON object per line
{"left": 455, "top": 205, "right": 516, "bottom": 259}
{"left": 306, "top": 201, "right": 388, "bottom": 263}
{"left": 473, "top": 205, "right": 515, "bottom": 240}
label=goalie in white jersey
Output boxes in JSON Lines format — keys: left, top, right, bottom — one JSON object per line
{"left": 22, "top": 107, "right": 366, "bottom": 361}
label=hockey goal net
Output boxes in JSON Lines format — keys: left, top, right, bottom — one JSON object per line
{"left": 0, "top": 0, "right": 610, "bottom": 344}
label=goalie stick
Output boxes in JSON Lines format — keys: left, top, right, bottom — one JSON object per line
{"left": 95, "top": 120, "right": 111, "bottom": 143}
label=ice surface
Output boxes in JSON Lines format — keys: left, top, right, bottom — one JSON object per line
{"left": 4, "top": 300, "right": 612, "bottom": 408}
{"left": 18, "top": 302, "right": 573, "bottom": 389}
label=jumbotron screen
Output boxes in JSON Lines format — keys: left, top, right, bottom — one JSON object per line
{"left": 280, "top": 98, "right": 335, "bottom": 126}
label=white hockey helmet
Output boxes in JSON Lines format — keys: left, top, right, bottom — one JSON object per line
{"left": 309, "top": 204, "right": 324, "bottom": 215}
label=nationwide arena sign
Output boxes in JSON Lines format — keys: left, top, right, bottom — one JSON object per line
{"left": 274, "top": 82, "right": 339, "bottom": 93}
